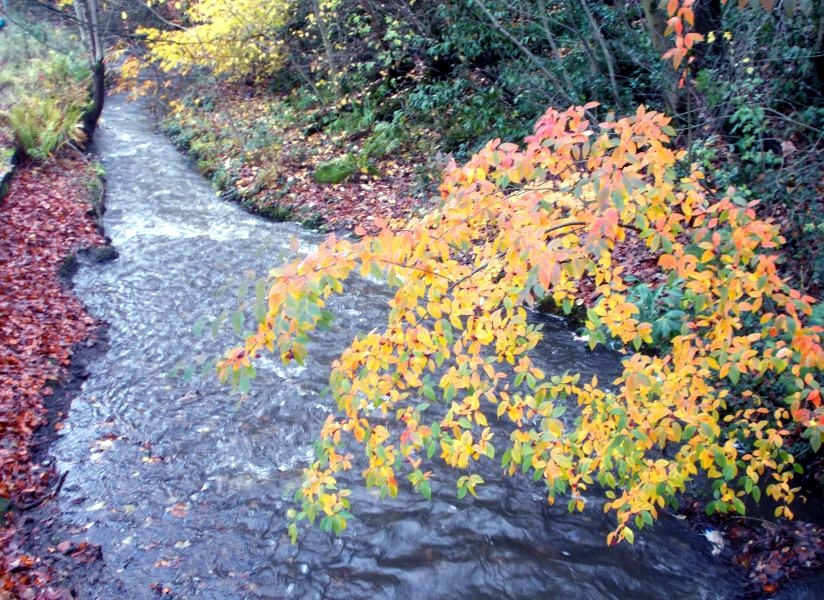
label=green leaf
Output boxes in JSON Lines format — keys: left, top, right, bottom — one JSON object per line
{"left": 211, "top": 310, "right": 228, "bottom": 337}
{"left": 231, "top": 310, "right": 244, "bottom": 334}
{"left": 484, "top": 443, "right": 495, "bottom": 459}
{"left": 457, "top": 478, "right": 468, "bottom": 499}
{"left": 623, "top": 528, "right": 635, "bottom": 544}
{"left": 444, "top": 385, "right": 456, "bottom": 403}
{"left": 192, "top": 318, "right": 206, "bottom": 337}
{"left": 420, "top": 480, "right": 432, "bottom": 500}
{"left": 238, "top": 374, "right": 251, "bottom": 394}
{"left": 441, "top": 319, "right": 454, "bottom": 344}
{"left": 423, "top": 385, "right": 436, "bottom": 402}
{"left": 810, "top": 429, "right": 822, "bottom": 453}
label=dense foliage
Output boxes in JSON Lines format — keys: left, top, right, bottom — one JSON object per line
{"left": 218, "top": 103, "right": 823, "bottom": 543}
{"left": 121, "top": 0, "right": 823, "bottom": 295}
{"left": 136, "top": 0, "right": 291, "bottom": 79}
{"left": 0, "top": 8, "right": 92, "bottom": 159}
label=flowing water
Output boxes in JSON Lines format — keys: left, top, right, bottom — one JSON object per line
{"left": 48, "top": 96, "right": 745, "bottom": 599}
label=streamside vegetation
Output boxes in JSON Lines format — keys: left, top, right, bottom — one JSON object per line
{"left": 118, "top": 0, "right": 823, "bottom": 298}
{"left": 1, "top": 1, "right": 106, "bottom": 160}
{"left": 114, "top": 0, "right": 822, "bottom": 539}
{"left": 3, "top": 0, "right": 823, "bottom": 594}
{"left": 0, "top": 9, "right": 88, "bottom": 159}
{"left": 0, "top": 6, "right": 110, "bottom": 595}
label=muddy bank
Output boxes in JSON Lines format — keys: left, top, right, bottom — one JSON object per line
{"left": 0, "top": 154, "right": 110, "bottom": 597}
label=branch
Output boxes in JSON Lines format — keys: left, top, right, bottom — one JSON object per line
{"left": 445, "top": 220, "right": 587, "bottom": 294}
{"left": 140, "top": 0, "right": 186, "bottom": 31}
{"left": 17, "top": 470, "right": 68, "bottom": 511}
{"left": 469, "top": 0, "right": 580, "bottom": 108}
{"left": 372, "top": 258, "right": 456, "bottom": 283}
{"left": 763, "top": 107, "right": 823, "bottom": 134}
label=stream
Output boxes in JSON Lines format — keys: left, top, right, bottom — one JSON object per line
{"left": 44, "top": 95, "right": 745, "bottom": 599}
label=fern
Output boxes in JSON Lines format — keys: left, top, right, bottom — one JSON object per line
{"left": 2, "top": 95, "right": 87, "bottom": 160}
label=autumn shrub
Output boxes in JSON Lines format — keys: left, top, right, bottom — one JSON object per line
{"left": 219, "top": 103, "right": 823, "bottom": 544}
{"left": 119, "top": 0, "right": 823, "bottom": 547}
{"left": 137, "top": 0, "right": 291, "bottom": 81}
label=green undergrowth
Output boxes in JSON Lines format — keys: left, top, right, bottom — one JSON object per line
{"left": 149, "top": 0, "right": 821, "bottom": 297}
{"left": 162, "top": 102, "right": 304, "bottom": 226}
{"left": 0, "top": 10, "right": 91, "bottom": 161}
{"left": 158, "top": 75, "right": 440, "bottom": 230}
{"left": 313, "top": 155, "right": 358, "bottom": 185}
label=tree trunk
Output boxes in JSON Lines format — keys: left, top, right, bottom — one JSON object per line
{"left": 74, "top": 0, "right": 105, "bottom": 142}
{"left": 82, "top": 59, "right": 105, "bottom": 141}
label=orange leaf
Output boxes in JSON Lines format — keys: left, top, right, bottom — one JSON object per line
{"left": 684, "top": 33, "right": 704, "bottom": 49}
{"left": 658, "top": 254, "right": 678, "bottom": 270}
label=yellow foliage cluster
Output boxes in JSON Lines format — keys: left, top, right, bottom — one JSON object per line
{"left": 137, "top": 0, "right": 290, "bottom": 80}
{"left": 218, "top": 103, "right": 823, "bottom": 544}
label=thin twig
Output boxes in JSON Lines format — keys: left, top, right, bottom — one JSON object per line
{"left": 17, "top": 470, "right": 69, "bottom": 511}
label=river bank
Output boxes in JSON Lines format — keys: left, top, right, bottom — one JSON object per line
{"left": 147, "top": 81, "right": 436, "bottom": 235}
{"left": 0, "top": 154, "right": 108, "bottom": 597}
